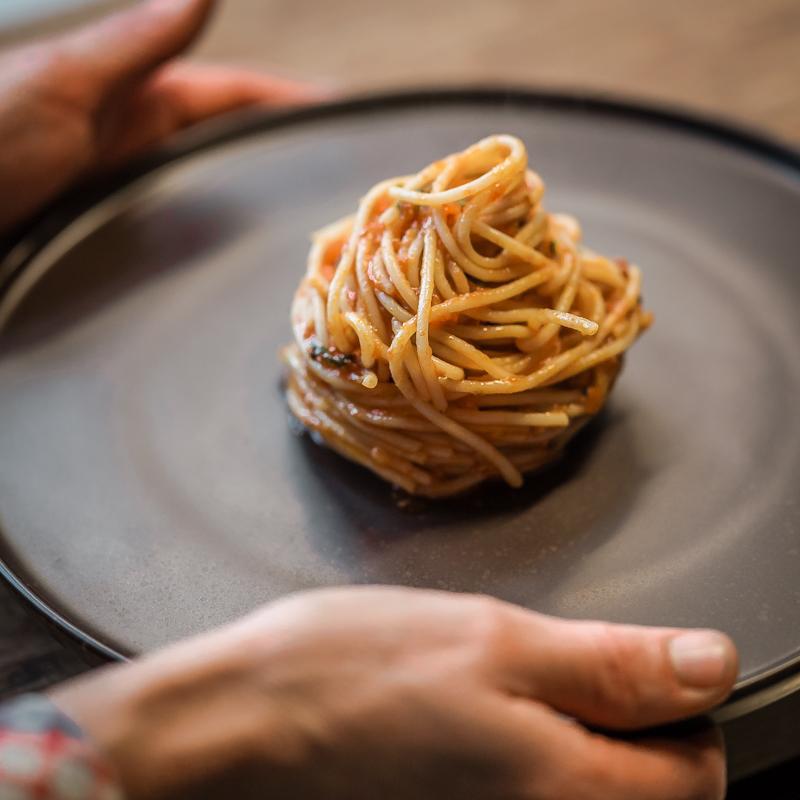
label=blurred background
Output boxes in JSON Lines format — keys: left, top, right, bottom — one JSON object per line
{"left": 1, "top": 0, "right": 798, "bottom": 140}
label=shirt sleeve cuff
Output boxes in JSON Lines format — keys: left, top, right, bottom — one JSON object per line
{"left": 0, "top": 693, "right": 124, "bottom": 799}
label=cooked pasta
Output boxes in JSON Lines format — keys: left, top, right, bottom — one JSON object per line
{"left": 284, "top": 135, "right": 651, "bottom": 497}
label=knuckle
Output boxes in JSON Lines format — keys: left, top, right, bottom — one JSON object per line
{"left": 25, "top": 43, "right": 80, "bottom": 82}
{"left": 588, "top": 622, "right": 649, "bottom": 720}
{"left": 467, "top": 595, "right": 511, "bottom": 662}
{"left": 18, "top": 42, "right": 97, "bottom": 109}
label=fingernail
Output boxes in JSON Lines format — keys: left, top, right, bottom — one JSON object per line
{"left": 669, "top": 631, "right": 733, "bottom": 688}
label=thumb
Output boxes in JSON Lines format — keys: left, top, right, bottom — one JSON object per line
{"left": 505, "top": 612, "right": 738, "bottom": 730}
{"left": 61, "top": 0, "right": 215, "bottom": 97}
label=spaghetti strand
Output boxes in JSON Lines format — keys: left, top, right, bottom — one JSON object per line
{"left": 285, "top": 135, "right": 650, "bottom": 496}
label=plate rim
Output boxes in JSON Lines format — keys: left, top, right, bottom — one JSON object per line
{"left": 1, "top": 86, "right": 799, "bottom": 715}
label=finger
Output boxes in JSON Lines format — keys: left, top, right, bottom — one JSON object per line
{"left": 568, "top": 723, "right": 726, "bottom": 799}
{"left": 61, "top": 0, "right": 215, "bottom": 95}
{"left": 509, "top": 702, "right": 725, "bottom": 800}
{"left": 149, "top": 62, "right": 335, "bottom": 122}
{"left": 496, "top": 606, "right": 738, "bottom": 730}
{"left": 574, "top": 727, "right": 726, "bottom": 800}
{"left": 96, "top": 63, "right": 331, "bottom": 166}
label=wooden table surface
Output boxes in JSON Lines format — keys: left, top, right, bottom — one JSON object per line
{"left": 2, "top": 0, "right": 799, "bottom": 143}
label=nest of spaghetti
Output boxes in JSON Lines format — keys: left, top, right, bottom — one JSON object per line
{"left": 284, "top": 134, "right": 651, "bottom": 498}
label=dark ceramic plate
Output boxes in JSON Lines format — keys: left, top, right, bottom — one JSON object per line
{"left": 1, "top": 91, "right": 799, "bottom": 712}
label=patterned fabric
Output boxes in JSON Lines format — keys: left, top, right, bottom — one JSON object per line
{"left": 0, "top": 694, "right": 123, "bottom": 800}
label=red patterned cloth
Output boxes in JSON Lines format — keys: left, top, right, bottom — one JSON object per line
{"left": 0, "top": 694, "right": 123, "bottom": 799}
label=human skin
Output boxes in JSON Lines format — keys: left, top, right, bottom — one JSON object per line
{"left": 0, "top": 2, "right": 737, "bottom": 798}
{"left": 51, "top": 587, "right": 737, "bottom": 800}
{"left": 0, "top": 0, "right": 326, "bottom": 235}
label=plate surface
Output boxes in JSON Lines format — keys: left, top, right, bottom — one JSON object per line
{"left": 1, "top": 92, "right": 800, "bottom": 694}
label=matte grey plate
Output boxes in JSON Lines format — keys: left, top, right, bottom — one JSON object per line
{"left": 1, "top": 91, "right": 799, "bottom": 701}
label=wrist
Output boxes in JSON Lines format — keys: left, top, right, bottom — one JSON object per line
{"left": 49, "top": 630, "right": 293, "bottom": 800}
